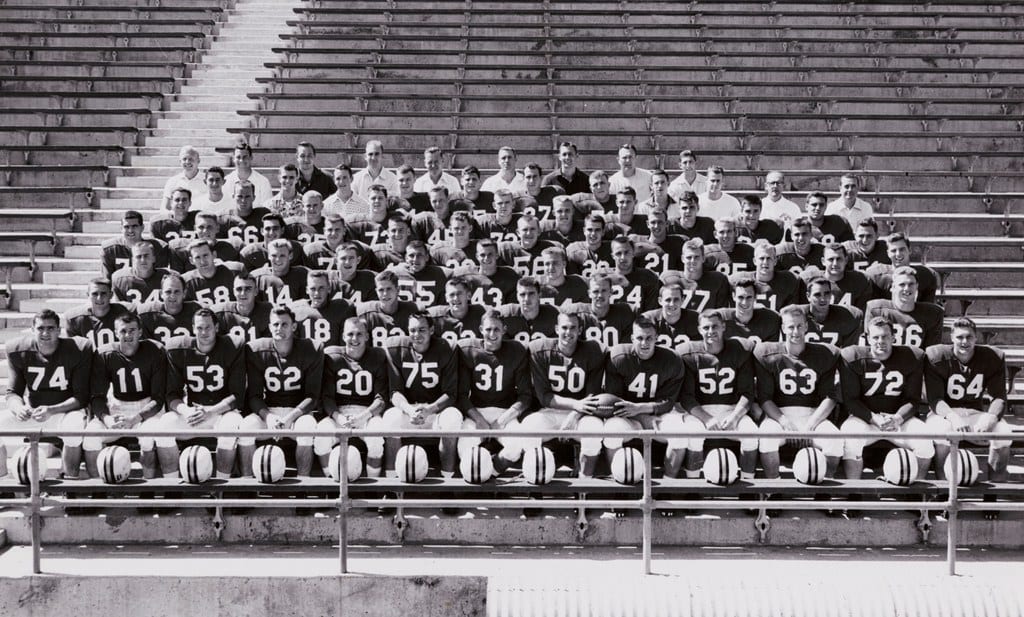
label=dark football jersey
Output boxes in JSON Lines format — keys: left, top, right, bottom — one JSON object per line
{"left": 799, "top": 303, "right": 864, "bottom": 348}
{"left": 499, "top": 303, "right": 560, "bottom": 346}
{"left": 565, "top": 241, "right": 614, "bottom": 277}
{"left": 183, "top": 264, "right": 239, "bottom": 307}
{"left": 323, "top": 344, "right": 390, "bottom": 409}
{"left": 458, "top": 338, "right": 533, "bottom": 410}
{"left": 775, "top": 243, "right": 826, "bottom": 276}
{"left": 498, "top": 239, "right": 557, "bottom": 277}
{"left": 386, "top": 336, "right": 459, "bottom": 405}
{"left": 100, "top": 237, "right": 170, "bottom": 279}
{"left": 63, "top": 303, "right": 132, "bottom": 349}
{"left": 540, "top": 274, "right": 590, "bottom": 307}
{"left": 754, "top": 341, "right": 841, "bottom": 409}
{"left": 6, "top": 336, "right": 93, "bottom": 407}
{"left": 849, "top": 240, "right": 890, "bottom": 272}
{"left": 528, "top": 337, "right": 605, "bottom": 405}
{"left": 721, "top": 307, "right": 782, "bottom": 345}
{"left": 224, "top": 207, "right": 270, "bottom": 246}
{"left": 638, "top": 234, "right": 686, "bottom": 274}
{"left": 813, "top": 215, "right": 854, "bottom": 245}
{"left": 611, "top": 268, "right": 661, "bottom": 312}
{"left": 245, "top": 337, "right": 323, "bottom": 412}
{"left": 302, "top": 240, "right": 342, "bottom": 270}
{"left": 150, "top": 212, "right": 197, "bottom": 243}
{"left": 429, "top": 304, "right": 484, "bottom": 346}
{"left": 290, "top": 297, "right": 355, "bottom": 347}
{"left": 737, "top": 219, "right": 784, "bottom": 245}
{"left": 112, "top": 267, "right": 173, "bottom": 306}
{"left": 708, "top": 243, "right": 755, "bottom": 277}
{"left": 478, "top": 214, "right": 521, "bottom": 243}
{"left": 331, "top": 269, "right": 379, "bottom": 304}
{"left": 675, "top": 217, "right": 717, "bottom": 244}
{"left": 831, "top": 271, "right": 875, "bottom": 311}
{"left": 472, "top": 266, "right": 519, "bottom": 309}
{"left": 605, "top": 344, "right": 684, "bottom": 413}
{"left": 864, "top": 299, "right": 944, "bottom": 350}
{"left": 754, "top": 271, "right": 804, "bottom": 311}
{"left": 138, "top": 300, "right": 201, "bottom": 344}
{"left": 642, "top": 308, "right": 700, "bottom": 349}
{"left": 357, "top": 300, "right": 420, "bottom": 348}
{"left": 165, "top": 334, "right": 246, "bottom": 408}
{"left": 568, "top": 302, "right": 635, "bottom": 349}
{"left": 168, "top": 238, "right": 240, "bottom": 273}
{"left": 840, "top": 345, "right": 924, "bottom": 420}
{"left": 211, "top": 301, "right": 272, "bottom": 343}
{"left": 239, "top": 240, "right": 304, "bottom": 272}
{"left": 924, "top": 344, "right": 1007, "bottom": 411}
{"left": 681, "top": 270, "right": 731, "bottom": 312}
{"left": 91, "top": 339, "right": 167, "bottom": 405}
{"left": 398, "top": 265, "right": 448, "bottom": 309}
{"left": 252, "top": 265, "right": 309, "bottom": 305}
{"left": 538, "top": 224, "right": 583, "bottom": 245}
{"left": 676, "top": 338, "right": 756, "bottom": 409}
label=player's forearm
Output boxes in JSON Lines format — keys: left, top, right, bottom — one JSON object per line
{"left": 138, "top": 401, "right": 162, "bottom": 422}
{"left": 391, "top": 392, "right": 415, "bottom": 414}
{"left": 207, "top": 396, "right": 237, "bottom": 416}
{"left": 934, "top": 400, "right": 954, "bottom": 418}
{"left": 649, "top": 398, "right": 675, "bottom": 416}
{"left": 366, "top": 398, "right": 385, "bottom": 417}
{"left": 761, "top": 400, "right": 784, "bottom": 422}
{"left": 291, "top": 398, "right": 316, "bottom": 420}
{"left": 807, "top": 399, "right": 837, "bottom": 429}
{"left": 729, "top": 397, "right": 752, "bottom": 422}
{"left": 424, "top": 394, "right": 453, "bottom": 415}
{"left": 549, "top": 394, "right": 582, "bottom": 413}
{"left": 895, "top": 402, "right": 917, "bottom": 423}
{"left": 845, "top": 400, "right": 872, "bottom": 422}
{"left": 986, "top": 399, "right": 1005, "bottom": 420}
{"left": 90, "top": 398, "right": 111, "bottom": 420}
{"left": 47, "top": 397, "right": 83, "bottom": 415}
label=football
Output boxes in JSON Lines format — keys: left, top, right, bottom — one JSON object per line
{"left": 591, "top": 393, "right": 623, "bottom": 419}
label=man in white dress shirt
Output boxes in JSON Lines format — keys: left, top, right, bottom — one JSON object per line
{"left": 413, "top": 146, "right": 461, "bottom": 196}
{"left": 481, "top": 146, "right": 527, "bottom": 195}
{"left": 609, "top": 143, "right": 652, "bottom": 204}
{"left": 826, "top": 173, "right": 874, "bottom": 229}
{"left": 698, "top": 166, "right": 741, "bottom": 221}
{"left": 351, "top": 140, "right": 399, "bottom": 199}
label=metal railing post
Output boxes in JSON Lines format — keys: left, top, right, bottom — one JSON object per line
{"left": 28, "top": 433, "right": 41, "bottom": 575}
{"left": 641, "top": 434, "right": 653, "bottom": 575}
{"left": 947, "top": 436, "right": 960, "bottom": 576}
{"left": 339, "top": 434, "right": 349, "bottom": 575}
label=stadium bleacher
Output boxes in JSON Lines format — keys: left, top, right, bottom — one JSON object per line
{"left": 0, "top": 0, "right": 1022, "bottom": 564}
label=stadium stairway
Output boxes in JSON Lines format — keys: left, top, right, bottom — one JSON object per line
{"left": 0, "top": 0, "right": 1023, "bottom": 406}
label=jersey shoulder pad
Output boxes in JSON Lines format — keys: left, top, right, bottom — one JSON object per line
{"left": 217, "top": 334, "right": 244, "bottom": 353}
{"left": 840, "top": 345, "right": 871, "bottom": 362}
{"left": 246, "top": 337, "right": 275, "bottom": 353}
{"left": 528, "top": 336, "right": 558, "bottom": 355}
{"left": 919, "top": 301, "right": 945, "bottom": 318}
{"left": 384, "top": 335, "right": 411, "bottom": 350}
{"left": 354, "top": 300, "right": 380, "bottom": 316}
{"left": 924, "top": 344, "right": 952, "bottom": 365}
{"left": 729, "top": 337, "right": 756, "bottom": 353}
{"left": 560, "top": 302, "right": 590, "bottom": 316}
{"left": 65, "top": 336, "right": 94, "bottom": 354}
{"left": 502, "top": 338, "right": 528, "bottom": 357}
{"left": 808, "top": 341, "right": 841, "bottom": 359}
{"left": 100, "top": 237, "right": 124, "bottom": 250}
{"left": 294, "top": 337, "right": 323, "bottom": 355}
{"left": 979, "top": 344, "right": 1006, "bottom": 363}
{"left": 135, "top": 300, "right": 163, "bottom": 316}
{"left": 753, "top": 340, "right": 785, "bottom": 361}
{"left": 164, "top": 335, "right": 194, "bottom": 352}
{"left": 139, "top": 338, "right": 166, "bottom": 354}
{"left": 5, "top": 334, "right": 36, "bottom": 356}
{"left": 96, "top": 342, "right": 117, "bottom": 357}
{"left": 240, "top": 243, "right": 264, "bottom": 257}
{"left": 608, "top": 343, "right": 633, "bottom": 361}
{"left": 456, "top": 337, "right": 483, "bottom": 353}
{"left": 906, "top": 345, "right": 926, "bottom": 362}
{"left": 844, "top": 304, "right": 864, "bottom": 321}
{"left": 674, "top": 341, "right": 701, "bottom": 357}
{"left": 577, "top": 339, "right": 605, "bottom": 357}
{"left": 62, "top": 304, "right": 92, "bottom": 322}
{"left": 426, "top": 305, "right": 449, "bottom": 319}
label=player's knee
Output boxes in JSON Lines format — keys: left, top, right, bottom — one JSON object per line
{"left": 82, "top": 418, "right": 106, "bottom": 452}
{"left": 293, "top": 414, "right": 317, "bottom": 447}
{"left": 59, "top": 410, "right": 87, "bottom": 447}
{"left": 236, "top": 414, "right": 263, "bottom": 447}
{"left": 910, "top": 440, "right": 935, "bottom": 459}
{"left": 601, "top": 417, "right": 633, "bottom": 450}
{"left": 436, "top": 407, "right": 463, "bottom": 432}
{"left": 843, "top": 439, "right": 865, "bottom": 459}
{"left": 380, "top": 407, "right": 403, "bottom": 428}
{"left": 313, "top": 417, "right": 337, "bottom": 456}
{"left": 363, "top": 416, "right": 385, "bottom": 458}
{"left": 757, "top": 419, "right": 783, "bottom": 454}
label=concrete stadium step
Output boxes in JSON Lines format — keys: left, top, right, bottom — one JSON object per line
{"left": 0, "top": 20, "right": 216, "bottom": 35}
{"left": 0, "top": 47, "right": 196, "bottom": 64}
{"left": 0, "top": 92, "right": 164, "bottom": 111}
{"left": 2, "top": 146, "right": 126, "bottom": 167}
{"left": 0, "top": 127, "right": 139, "bottom": 148}
{"left": 0, "top": 76, "right": 176, "bottom": 94}
{"left": 0, "top": 61, "right": 186, "bottom": 79}
{"left": 0, "top": 187, "right": 94, "bottom": 210}
{"left": 0, "top": 7, "right": 225, "bottom": 21}
{"left": 0, "top": 33, "right": 210, "bottom": 48}
{"left": 0, "top": 110, "right": 152, "bottom": 129}
{"left": 0, "top": 166, "right": 110, "bottom": 188}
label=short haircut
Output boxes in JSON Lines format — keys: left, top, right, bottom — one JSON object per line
{"left": 682, "top": 238, "right": 705, "bottom": 255}
{"left": 280, "top": 163, "right": 299, "bottom": 174}
{"left": 233, "top": 180, "right": 254, "bottom": 195}
{"left": 660, "top": 283, "right": 684, "bottom": 298}
{"left": 806, "top": 276, "right": 833, "bottom": 293}
{"left": 707, "top": 165, "right": 725, "bottom": 176}
{"left": 396, "top": 164, "right": 416, "bottom": 175}
{"left": 234, "top": 272, "right": 256, "bottom": 286}
{"left": 616, "top": 187, "right": 637, "bottom": 200}
{"left": 823, "top": 243, "right": 848, "bottom": 258}
{"left": 481, "top": 309, "right": 505, "bottom": 325}
{"left": 161, "top": 271, "right": 186, "bottom": 289}
{"left": 34, "top": 309, "right": 61, "bottom": 327}
{"left": 742, "top": 195, "right": 762, "bottom": 208}
{"left": 233, "top": 141, "right": 253, "bottom": 157}
{"left": 461, "top": 165, "right": 480, "bottom": 178}
{"left": 428, "top": 186, "right": 449, "bottom": 198}
{"left": 406, "top": 240, "right": 428, "bottom": 254}
{"left": 89, "top": 277, "right": 112, "bottom": 291}
{"left": 476, "top": 238, "right": 498, "bottom": 252}
{"left": 374, "top": 270, "right": 399, "bottom": 286}
{"left": 344, "top": 316, "right": 370, "bottom": 333}
{"left": 517, "top": 276, "right": 540, "bottom": 293}
{"left": 558, "top": 142, "right": 578, "bottom": 154}
{"left": 408, "top": 309, "right": 434, "bottom": 328}
{"left": 752, "top": 240, "right": 776, "bottom": 258}
{"left": 857, "top": 217, "right": 879, "bottom": 233}
{"left": 205, "top": 166, "right": 225, "bottom": 180}
{"left": 611, "top": 235, "right": 635, "bottom": 250}
{"left": 172, "top": 188, "right": 192, "bottom": 201}
{"left": 523, "top": 162, "right": 543, "bottom": 175}
{"left": 262, "top": 213, "right": 286, "bottom": 228}
{"left": 950, "top": 317, "right": 977, "bottom": 333}
{"left": 790, "top": 216, "right": 813, "bottom": 232}
{"left": 698, "top": 309, "right": 725, "bottom": 326}
{"left": 307, "top": 269, "right": 330, "bottom": 284}
{"left": 446, "top": 276, "right": 472, "bottom": 292}
{"left": 731, "top": 276, "right": 756, "bottom": 293}
{"left": 368, "top": 184, "right": 387, "bottom": 197}
{"left": 187, "top": 238, "right": 214, "bottom": 254}
{"left": 123, "top": 210, "right": 144, "bottom": 225}
{"left": 193, "top": 307, "right": 217, "bottom": 323}
{"left": 296, "top": 141, "right": 316, "bottom": 155}
{"left": 333, "top": 164, "right": 353, "bottom": 177}
{"left": 679, "top": 149, "right": 696, "bottom": 161}
{"left": 268, "top": 238, "right": 293, "bottom": 253}
{"left": 131, "top": 240, "right": 156, "bottom": 255}
{"left": 892, "top": 265, "right": 917, "bottom": 280}
{"left": 618, "top": 143, "right": 638, "bottom": 155}
{"left": 583, "top": 213, "right": 606, "bottom": 228}
{"left": 270, "top": 305, "right": 296, "bottom": 322}
{"left": 678, "top": 191, "right": 699, "bottom": 206}
{"left": 324, "top": 213, "right": 345, "bottom": 226}
{"left": 589, "top": 170, "right": 608, "bottom": 182}
{"left": 450, "top": 210, "right": 472, "bottom": 225}
{"left": 888, "top": 232, "right": 911, "bottom": 248}
{"left": 650, "top": 168, "right": 669, "bottom": 181}
{"left": 779, "top": 304, "right": 807, "bottom": 322}
{"left": 493, "top": 188, "right": 514, "bottom": 202}
{"left": 633, "top": 316, "right": 656, "bottom": 332}
{"left": 115, "top": 312, "right": 142, "bottom": 328}
{"left": 386, "top": 211, "right": 411, "bottom": 227}
{"left": 866, "top": 316, "right": 894, "bottom": 335}
{"left": 806, "top": 191, "right": 828, "bottom": 204}
{"left": 840, "top": 173, "right": 859, "bottom": 186}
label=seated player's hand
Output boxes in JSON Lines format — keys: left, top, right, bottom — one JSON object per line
{"left": 408, "top": 406, "right": 427, "bottom": 426}
{"left": 336, "top": 415, "right": 353, "bottom": 429}
{"left": 973, "top": 414, "right": 997, "bottom": 433}
{"left": 269, "top": 416, "right": 286, "bottom": 431}
{"left": 558, "top": 410, "right": 581, "bottom": 433}
{"left": 779, "top": 416, "right": 798, "bottom": 432}
{"left": 713, "top": 415, "right": 737, "bottom": 431}
{"left": 576, "top": 395, "right": 600, "bottom": 416}
{"left": 187, "top": 405, "right": 207, "bottom": 427}
{"left": 29, "top": 406, "right": 51, "bottom": 421}
{"left": 11, "top": 404, "right": 31, "bottom": 422}
{"left": 948, "top": 414, "right": 971, "bottom": 433}
{"left": 614, "top": 401, "right": 646, "bottom": 418}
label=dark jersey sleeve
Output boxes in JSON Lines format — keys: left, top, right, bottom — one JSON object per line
{"left": 245, "top": 344, "right": 269, "bottom": 413}
{"left": 839, "top": 350, "right": 872, "bottom": 422}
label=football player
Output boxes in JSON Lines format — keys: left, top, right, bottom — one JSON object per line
{"left": 380, "top": 311, "right": 463, "bottom": 476}
{"left": 705, "top": 218, "right": 754, "bottom": 276}
{"left": 0, "top": 310, "right": 90, "bottom": 479}
{"left": 398, "top": 240, "right": 449, "bottom": 309}
{"left": 721, "top": 276, "right": 781, "bottom": 344}
{"left": 84, "top": 313, "right": 169, "bottom": 478}
{"left": 604, "top": 318, "right": 685, "bottom": 470}
{"left": 863, "top": 266, "right": 943, "bottom": 350}
{"left": 673, "top": 310, "right": 759, "bottom": 479}
{"left": 63, "top": 278, "right": 132, "bottom": 349}
{"left": 564, "top": 272, "right": 635, "bottom": 349}
{"left": 456, "top": 310, "right": 532, "bottom": 473}
{"left": 845, "top": 217, "right": 889, "bottom": 271}
{"left": 839, "top": 317, "right": 933, "bottom": 480}
{"left": 663, "top": 238, "right": 731, "bottom": 312}
{"left": 182, "top": 239, "right": 240, "bottom": 307}
{"left": 750, "top": 241, "right": 803, "bottom": 311}
{"left": 565, "top": 213, "right": 614, "bottom": 277}
{"left": 290, "top": 270, "right": 354, "bottom": 346}
{"left": 800, "top": 276, "right": 864, "bottom": 347}
{"left": 138, "top": 272, "right": 201, "bottom": 344}
{"left": 609, "top": 235, "right": 660, "bottom": 311}
{"left": 924, "top": 318, "right": 1012, "bottom": 482}
{"left": 240, "top": 306, "right": 323, "bottom": 477}
{"left": 642, "top": 283, "right": 700, "bottom": 348}
{"left": 674, "top": 191, "right": 716, "bottom": 244}
{"left": 738, "top": 194, "right": 785, "bottom": 245}
{"left": 775, "top": 217, "right": 825, "bottom": 275}
{"left": 521, "top": 312, "right": 607, "bottom": 477}
{"left": 634, "top": 207, "right": 686, "bottom": 274}
{"left": 820, "top": 243, "right": 874, "bottom": 311}
{"left": 429, "top": 276, "right": 484, "bottom": 345}
{"left": 499, "top": 276, "right": 561, "bottom": 345}
{"left": 100, "top": 210, "right": 169, "bottom": 278}
{"left": 864, "top": 232, "right": 939, "bottom": 304}
{"left": 538, "top": 247, "right": 590, "bottom": 306}
{"left": 804, "top": 191, "right": 853, "bottom": 244}
{"left": 239, "top": 213, "right": 303, "bottom": 272}
{"left": 160, "top": 308, "right": 246, "bottom": 478}
{"left": 471, "top": 239, "right": 520, "bottom": 309}
{"left": 252, "top": 238, "right": 309, "bottom": 305}
{"left": 212, "top": 273, "right": 272, "bottom": 343}
{"left": 357, "top": 270, "right": 419, "bottom": 348}
{"left": 755, "top": 305, "right": 843, "bottom": 479}
{"left": 319, "top": 317, "right": 390, "bottom": 477}
{"left": 111, "top": 240, "right": 173, "bottom": 307}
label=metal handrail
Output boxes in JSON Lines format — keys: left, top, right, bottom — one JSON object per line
{"left": 2, "top": 427, "right": 1020, "bottom": 576}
